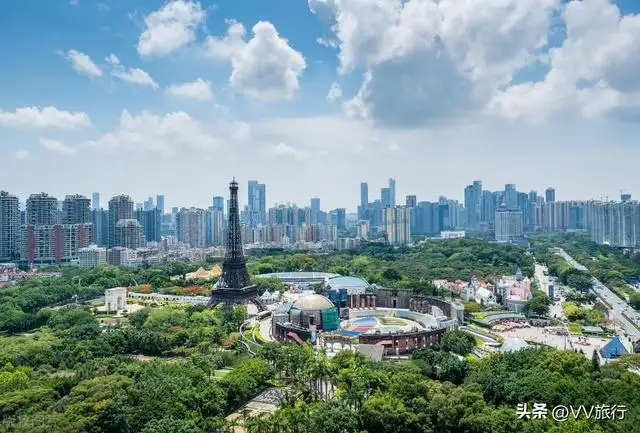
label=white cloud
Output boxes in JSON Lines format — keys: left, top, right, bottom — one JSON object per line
{"left": 316, "top": 37, "right": 338, "bottom": 48}
{"left": 112, "top": 68, "right": 158, "bottom": 89}
{"left": 63, "top": 49, "right": 102, "bottom": 77}
{"left": 231, "top": 22, "right": 306, "bottom": 100}
{"left": 39, "top": 138, "right": 76, "bottom": 155}
{"left": 105, "top": 53, "right": 158, "bottom": 89}
{"left": 137, "top": 0, "right": 205, "bottom": 57}
{"left": 105, "top": 53, "right": 120, "bottom": 65}
{"left": 84, "top": 110, "right": 223, "bottom": 155}
{"left": 327, "top": 81, "right": 342, "bottom": 102}
{"left": 205, "top": 19, "right": 246, "bottom": 60}
{"left": 206, "top": 20, "right": 306, "bottom": 100}
{"left": 15, "top": 149, "right": 29, "bottom": 160}
{"left": 268, "top": 142, "right": 309, "bottom": 162}
{"left": 0, "top": 106, "right": 91, "bottom": 129}
{"left": 311, "top": 0, "right": 560, "bottom": 126}
{"left": 166, "top": 78, "right": 212, "bottom": 100}
{"left": 490, "top": 0, "right": 640, "bottom": 122}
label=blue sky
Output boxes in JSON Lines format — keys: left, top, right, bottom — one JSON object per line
{"left": 2, "top": 0, "right": 640, "bottom": 211}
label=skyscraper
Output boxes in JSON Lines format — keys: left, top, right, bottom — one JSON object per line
{"left": 495, "top": 204, "right": 524, "bottom": 243}
{"left": 108, "top": 195, "right": 134, "bottom": 247}
{"left": 381, "top": 188, "right": 392, "bottom": 208}
{"left": 405, "top": 195, "right": 417, "bottom": 208}
{"left": 92, "top": 192, "right": 100, "bottom": 211}
{"left": 62, "top": 194, "right": 91, "bottom": 224}
{"left": 0, "top": 191, "right": 20, "bottom": 261}
{"left": 136, "top": 208, "right": 162, "bottom": 242}
{"left": 330, "top": 208, "right": 346, "bottom": 230}
{"left": 310, "top": 198, "right": 321, "bottom": 224}
{"left": 360, "top": 182, "right": 368, "bottom": 210}
{"left": 504, "top": 184, "right": 518, "bottom": 210}
{"left": 156, "top": 195, "right": 165, "bottom": 214}
{"left": 143, "top": 197, "right": 154, "bottom": 211}
{"left": 212, "top": 196, "right": 224, "bottom": 211}
{"left": 464, "top": 180, "right": 482, "bottom": 229}
{"left": 384, "top": 207, "right": 411, "bottom": 245}
{"left": 205, "top": 207, "right": 225, "bottom": 246}
{"left": 26, "top": 193, "right": 58, "bottom": 226}
{"left": 247, "top": 180, "right": 266, "bottom": 227}
{"left": 545, "top": 187, "right": 556, "bottom": 202}
{"left": 176, "top": 208, "right": 206, "bottom": 247}
{"left": 388, "top": 178, "right": 396, "bottom": 207}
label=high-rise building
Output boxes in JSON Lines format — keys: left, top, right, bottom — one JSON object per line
{"left": 114, "top": 219, "right": 145, "bottom": 249}
{"left": 212, "top": 196, "right": 224, "bottom": 211}
{"left": 143, "top": 197, "right": 154, "bottom": 211}
{"left": 156, "top": 195, "right": 165, "bottom": 214}
{"left": 330, "top": 208, "right": 346, "bottom": 230}
{"left": 0, "top": 191, "right": 20, "bottom": 262}
{"left": 26, "top": 193, "right": 58, "bottom": 226}
{"left": 205, "top": 207, "right": 225, "bottom": 246}
{"left": 495, "top": 205, "right": 524, "bottom": 242}
{"left": 464, "top": 180, "right": 483, "bottom": 229}
{"left": 247, "top": 180, "right": 266, "bottom": 227}
{"left": 135, "top": 208, "right": 161, "bottom": 242}
{"left": 310, "top": 198, "right": 321, "bottom": 224}
{"left": 135, "top": 202, "right": 143, "bottom": 211}
{"left": 545, "top": 187, "right": 556, "bottom": 203}
{"left": 360, "top": 182, "right": 368, "bottom": 212}
{"left": 384, "top": 207, "right": 411, "bottom": 245}
{"left": 92, "top": 192, "right": 100, "bottom": 211}
{"left": 91, "top": 209, "right": 108, "bottom": 246}
{"left": 388, "top": 178, "right": 396, "bottom": 207}
{"left": 176, "top": 208, "right": 206, "bottom": 247}
{"left": 62, "top": 194, "right": 91, "bottom": 224}
{"left": 381, "top": 188, "right": 392, "bottom": 208}
{"left": 405, "top": 195, "right": 417, "bottom": 208}
{"left": 21, "top": 223, "right": 92, "bottom": 264}
{"left": 504, "top": 184, "right": 518, "bottom": 210}
{"left": 108, "top": 195, "right": 134, "bottom": 247}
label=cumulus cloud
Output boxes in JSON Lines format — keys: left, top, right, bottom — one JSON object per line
{"left": 137, "top": 0, "right": 205, "bottom": 57}
{"left": 84, "top": 110, "right": 222, "bottom": 155}
{"left": 317, "top": 0, "right": 560, "bottom": 127}
{"left": 205, "top": 19, "right": 246, "bottom": 60}
{"left": 206, "top": 20, "right": 306, "bottom": 101}
{"left": 15, "top": 149, "right": 29, "bottom": 160}
{"left": 166, "top": 78, "right": 212, "bottom": 100}
{"left": 39, "top": 138, "right": 76, "bottom": 155}
{"left": 491, "top": 0, "right": 640, "bottom": 122}
{"left": 0, "top": 106, "right": 91, "bottom": 129}
{"left": 267, "top": 142, "right": 309, "bottom": 162}
{"left": 327, "top": 81, "right": 342, "bottom": 102}
{"left": 311, "top": 0, "right": 640, "bottom": 126}
{"left": 63, "top": 49, "right": 102, "bottom": 77}
{"left": 105, "top": 53, "right": 158, "bottom": 89}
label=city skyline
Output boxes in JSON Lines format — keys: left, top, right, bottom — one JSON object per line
{"left": 2, "top": 1, "right": 640, "bottom": 210}
{"left": 4, "top": 178, "right": 639, "bottom": 213}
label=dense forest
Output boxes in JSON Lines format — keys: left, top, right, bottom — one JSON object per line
{"left": 1, "top": 303, "right": 638, "bottom": 433}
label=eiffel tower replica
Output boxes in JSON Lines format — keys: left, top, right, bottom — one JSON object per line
{"left": 210, "top": 178, "right": 265, "bottom": 311}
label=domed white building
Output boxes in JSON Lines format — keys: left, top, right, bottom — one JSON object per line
{"left": 272, "top": 294, "right": 340, "bottom": 340}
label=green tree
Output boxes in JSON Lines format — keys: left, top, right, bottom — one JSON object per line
{"left": 440, "top": 330, "right": 475, "bottom": 355}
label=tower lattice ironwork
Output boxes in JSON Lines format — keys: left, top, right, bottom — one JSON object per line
{"left": 218, "top": 178, "right": 251, "bottom": 289}
{"left": 210, "top": 178, "right": 264, "bottom": 311}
